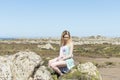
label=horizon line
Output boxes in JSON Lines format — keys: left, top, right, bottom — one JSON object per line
{"left": 0, "top": 35, "right": 120, "bottom": 39}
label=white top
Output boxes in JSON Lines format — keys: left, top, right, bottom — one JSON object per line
{"left": 59, "top": 45, "right": 70, "bottom": 57}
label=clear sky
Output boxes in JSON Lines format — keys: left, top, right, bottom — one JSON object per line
{"left": 0, "top": 0, "right": 120, "bottom": 38}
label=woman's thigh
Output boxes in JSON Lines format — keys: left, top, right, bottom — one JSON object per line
{"left": 51, "top": 61, "right": 67, "bottom": 67}
{"left": 49, "top": 57, "right": 58, "bottom": 63}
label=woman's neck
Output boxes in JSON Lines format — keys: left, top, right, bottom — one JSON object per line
{"left": 63, "top": 41, "right": 69, "bottom": 46}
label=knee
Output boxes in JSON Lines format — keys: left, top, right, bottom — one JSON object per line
{"left": 49, "top": 60, "right": 54, "bottom": 68}
{"left": 51, "top": 63, "right": 56, "bottom": 69}
{"left": 48, "top": 60, "right": 52, "bottom": 66}
{"left": 48, "top": 60, "right": 51, "bottom": 64}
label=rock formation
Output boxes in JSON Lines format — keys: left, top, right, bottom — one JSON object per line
{"left": 0, "top": 51, "right": 53, "bottom": 80}
{"left": 59, "top": 62, "right": 102, "bottom": 80}
{"left": 0, "top": 51, "right": 102, "bottom": 80}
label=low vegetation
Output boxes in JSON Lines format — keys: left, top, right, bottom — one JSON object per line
{"left": 75, "top": 44, "right": 120, "bottom": 58}
{"left": 0, "top": 42, "right": 120, "bottom": 58}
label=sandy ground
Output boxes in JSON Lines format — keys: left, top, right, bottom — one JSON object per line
{"left": 74, "top": 56, "right": 120, "bottom": 80}
{"left": 98, "top": 58, "right": 120, "bottom": 80}
{"left": 99, "top": 68, "right": 120, "bottom": 80}
{"left": 90, "top": 57, "right": 120, "bottom": 80}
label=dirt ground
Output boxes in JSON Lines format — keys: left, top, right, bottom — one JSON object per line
{"left": 98, "top": 58, "right": 120, "bottom": 80}
{"left": 99, "top": 67, "right": 120, "bottom": 80}
{"left": 75, "top": 57, "right": 120, "bottom": 80}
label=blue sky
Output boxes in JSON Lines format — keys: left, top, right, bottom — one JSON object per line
{"left": 0, "top": 0, "right": 120, "bottom": 38}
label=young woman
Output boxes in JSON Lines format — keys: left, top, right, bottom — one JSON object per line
{"left": 48, "top": 30, "right": 75, "bottom": 76}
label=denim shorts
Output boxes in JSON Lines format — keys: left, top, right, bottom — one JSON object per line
{"left": 59, "top": 66, "right": 69, "bottom": 73}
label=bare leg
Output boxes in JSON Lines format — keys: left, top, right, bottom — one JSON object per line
{"left": 48, "top": 57, "right": 58, "bottom": 67}
{"left": 51, "top": 61, "right": 67, "bottom": 76}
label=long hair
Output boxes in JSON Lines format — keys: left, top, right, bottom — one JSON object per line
{"left": 60, "top": 30, "right": 72, "bottom": 46}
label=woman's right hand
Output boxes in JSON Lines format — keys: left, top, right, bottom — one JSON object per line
{"left": 56, "top": 58, "right": 59, "bottom": 61}
{"left": 56, "top": 57, "right": 64, "bottom": 61}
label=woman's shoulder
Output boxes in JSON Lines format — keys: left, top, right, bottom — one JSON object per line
{"left": 67, "top": 42, "right": 73, "bottom": 47}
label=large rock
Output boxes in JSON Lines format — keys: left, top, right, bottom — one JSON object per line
{"left": 0, "top": 56, "right": 12, "bottom": 80}
{"left": 37, "top": 43, "right": 55, "bottom": 50}
{"left": 0, "top": 51, "right": 102, "bottom": 80}
{"left": 0, "top": 51, "right": 53, "bottom": 80}
{"left": 33, "top": 66, "right": 52, "bottom": 80}
{"left": 59, "top": 62, "right": 102, "bottom": 80}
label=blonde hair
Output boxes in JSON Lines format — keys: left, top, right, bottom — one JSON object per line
{"left": 60, "top": 30, "right": 72, "bottom": 46}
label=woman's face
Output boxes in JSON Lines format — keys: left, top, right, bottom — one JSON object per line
{"left": 63, "top": 34, "right": 69, "bottom": 41}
